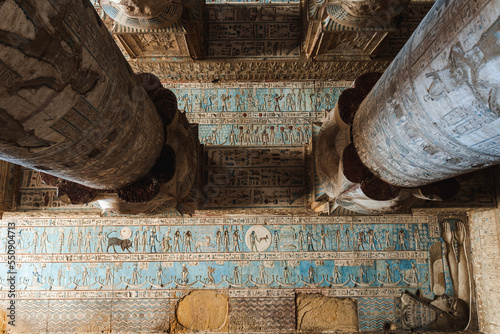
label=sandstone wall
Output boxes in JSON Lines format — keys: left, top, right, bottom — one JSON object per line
{"left": 469, "top": 167, "right": 500, "bottom": 334}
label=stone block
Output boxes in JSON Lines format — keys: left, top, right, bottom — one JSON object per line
{"left": 296, "top": 293, "right": 358, "bottom": 332}
{"left": 229, "top": 297, "right": 295, "bottom": 332}
{"left": 171, "top": 290, "right": 229, "bottom": 332}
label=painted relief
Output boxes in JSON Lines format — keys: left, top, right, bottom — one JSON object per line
{"left": 401, "top": 218, "right": 473, "bottom": 331}
{"left": 206, "top": 5, "right": 300, "bottom": 59}
{"left": 165, "top": 81, "right": 348, "bottom": 146}
{"left": 130, "top": 59, "right": 391, "bottom": 82}
{"left": 0, "top": 216, "right": 438, "bottom": 290}
{"left": 0, "top": 215, "right": 476, "bottom": 331}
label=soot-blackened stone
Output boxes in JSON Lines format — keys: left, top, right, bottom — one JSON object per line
{"left": 117, "top": 175, "right": 160, "bottom": 203}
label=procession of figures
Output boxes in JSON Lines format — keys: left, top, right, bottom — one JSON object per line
{"left": 164, "top": 83, "right": 347, "bottom": 146}
{"left": 1, "top": 223, "right": 428, "bottom": 255}
{"left": 173, "top": 87, "right": 341, "bottom": 114}
{"left": 0, "top": 258, "right": 428, "bottom": 291}
{"left": 200, "top": 124, "right": 312, "bottom": 146}
{"left": 1, "top": 221, "right": 434, "bottom": 293}
{"left": 0, "top": 215, "right": 473, "bottom": 331}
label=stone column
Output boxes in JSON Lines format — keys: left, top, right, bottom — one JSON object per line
{"left": 353, "top": 0, "right": 500, "bottom": 187}
{"left": 0, "top": 0, "right": 164, "bottom": 189}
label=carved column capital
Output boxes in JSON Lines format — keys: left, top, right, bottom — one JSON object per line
{"left": 99, "top": 0, "right": 183, "bottom": 29}
{"left": 325, "top": 0, "right": 408, "bottom": 28}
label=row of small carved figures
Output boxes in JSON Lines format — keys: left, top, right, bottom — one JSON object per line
{"left": 7, "top": 228, "right": 423, "bottom": 254}
{"left": 0, "top": 273, "right": 428, "bottom": 290}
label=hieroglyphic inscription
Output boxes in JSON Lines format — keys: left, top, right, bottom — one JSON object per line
{"left": 203, "top": 146, "right": 307, "bottom": 208}
{"left": 206, "top": 5, "right": 300, "bottom": 58}
{"left": 165, "top": 80, "right": 349, "bottom": 147}
{"left": 353, "top": 0, "right": 500, "bottom": 186}
{"left": 1, "top": 215, "right": 439, "bottom": 299}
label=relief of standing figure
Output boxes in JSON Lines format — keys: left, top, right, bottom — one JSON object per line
{"left": 273, "top": 93, "right": 284, "bottom": 112}
{"left": 233, "top": 228, "right": 241, "bottom": 252}
{"left": 223, "top": 229, "right": 230, "bottom": 252}
{"left": 306, "top": 231, "right": 316, "bottom": 251}
{"left": 215, "top": 229, "right": 222, "bottom": 252}
{"left": 221, "top": 94, "right": 231, "bottom": 112}
{"left": 250, "top": 230, "right": 260, "bottom": 252}
{"left": 398, "top": 229, "right": 407, "bottom": 250}
{"left": 272, "top": 230, "right": 280, "bottom": 251}
{"left": 184, "top": 230, "right": 194, "bottom": 253}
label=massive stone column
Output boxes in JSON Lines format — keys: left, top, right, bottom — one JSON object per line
{"left": 0, "top": 0, "right": 164, "bottom": 189}
{"left": 353, "top": 0, "right": 500, "bottom": 187}
{"left": 315, "top": 72, "right": 425, "bottom": 214}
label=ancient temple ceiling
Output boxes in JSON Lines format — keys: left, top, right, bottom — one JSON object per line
{"left": 2, "top": 1, "right": 498, "bottom": 332}
{"left": 91, "top": 0, "right": 434, "bottom": 82}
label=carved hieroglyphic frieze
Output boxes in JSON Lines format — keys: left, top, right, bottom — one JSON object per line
{"left": 0, "top": 214, "right": 440, "bottom": 294}
{"left": 90, "top": 0, "right": 431, "bottom": 71}
{"left": 206, "top": 4, "right": 301, "bottom": 59}
{"left": 317, "top": 30, "right": 390, "bottom": 60}
{"left": 115, "top": 33, "right": 187, "bottom": 59}
{"left": 0, "top": 214, "right": 480, "bottom": 332}
{"left": 129, "top": 60, "right": 391, "bottom": 82}
{"left": 164, "top": 81, "right": 349, "bottom": 146}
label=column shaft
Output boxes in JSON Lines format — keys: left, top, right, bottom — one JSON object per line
{"left": 0, "top": 0, "right": 164, "bottom": 189}
{"left": 353, "top": 0, "right": 500, "bottom": 187}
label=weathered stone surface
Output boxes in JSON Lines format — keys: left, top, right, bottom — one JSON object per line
{"left": 0, "top": 310, "right": 7, "bottom": 333}
{"left": 326, "top": 0, "right": 408, "bottom": 28}
{"left": 229, "top": 297, "right": 295, "bottom": 332}
{"left": 104, "top": 0, "right": 171, "bottom": 18}
{"left": 0, "top": 305, "right": 48, "bottom": 333}
{"left": 0, "top": 0, "right": 164, "bottom": 189}
{"left": 0, "top": 160, "right": 19, "bottom": 212}
{"left": 296, "top": 293, "right": 358, "bottom": 332}
{"left": 129, "top": 60, "right": 391, "bottom": 82}
{"left": 469, "top": 173, "right": 500, "bottom": 334}
{"left": 353, "top": 0, "right": 500, "bottom": 187}
{"left": 75, "top": 313, "right": 111, "bottom": 332}
{"left": 172, "top": 291, "right": 229, "bottom": 332}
